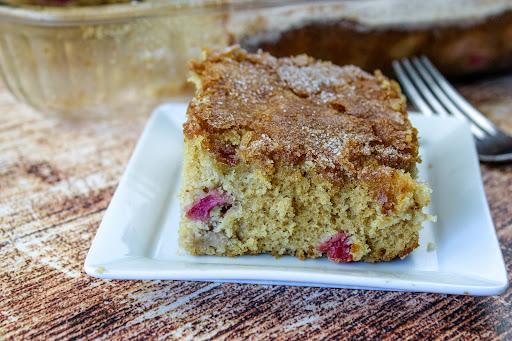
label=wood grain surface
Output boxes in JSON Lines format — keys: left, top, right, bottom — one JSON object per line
{"left": 1, "top": 75, "right": 511, "bottom": 340}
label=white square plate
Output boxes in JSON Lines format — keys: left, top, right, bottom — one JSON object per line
{"left": 84, "top": 103, "right": 508, "bottom": 295}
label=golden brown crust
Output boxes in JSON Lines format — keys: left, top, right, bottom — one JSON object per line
{"left": 184, "top": 46, "right": 420, "bottom": 183}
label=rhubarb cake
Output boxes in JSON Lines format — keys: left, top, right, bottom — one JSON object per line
{"left": 229, "top": 1, "right": 512, "bottom": 77}
{"left": 178, "top": 46, "right": 432, "bottom": 263}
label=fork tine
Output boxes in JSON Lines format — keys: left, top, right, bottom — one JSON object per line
{"left": 419, "top": 56, "right": 498, "bottom": 135}
{"left": 411, "top": 57, "right": 486, "bottom": 140}
{"left": 392, "top": 60, "right": 434, "bottom": 116}
{"left": 399, "top": 57, "right": 486, "bottom": 140}
{"left": 400, "top": 58, "right": 451, "bottom": 118}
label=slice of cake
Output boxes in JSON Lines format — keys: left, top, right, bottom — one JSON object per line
{"left": 178, "top": 46, "right": 432, "bottom": 263}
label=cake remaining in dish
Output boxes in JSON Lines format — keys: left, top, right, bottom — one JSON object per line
{"left": 231, "top": 2, "right": 512, "bottom": 77}
{"left": 178, "top": 46, "right": 432, "bottom": 263}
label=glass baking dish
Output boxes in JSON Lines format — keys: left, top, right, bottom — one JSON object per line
{"left": 0, "top": 0, "right": 510, "bottom": 119}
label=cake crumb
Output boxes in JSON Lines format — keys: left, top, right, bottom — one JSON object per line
{"left": 427, "top": 242, "right": 436, "bottom": 251}
{"left": 95, "top": 266, "right": 107, "bottom": 274}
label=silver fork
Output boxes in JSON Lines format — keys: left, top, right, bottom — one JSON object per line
{"left": 392, "top": 56, "right": 512, "bottom": 163}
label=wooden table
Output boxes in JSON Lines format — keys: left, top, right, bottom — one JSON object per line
{"left": 1, "top": 75, "right": 511, "bottom": 340}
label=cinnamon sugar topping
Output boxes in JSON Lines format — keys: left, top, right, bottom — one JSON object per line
{"left": 185, "top": 46, "right": 419, "bottom": 182}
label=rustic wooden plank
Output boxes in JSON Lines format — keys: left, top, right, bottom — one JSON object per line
{"left": 0, "top": 75, "right": 511, "bottom": 340}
